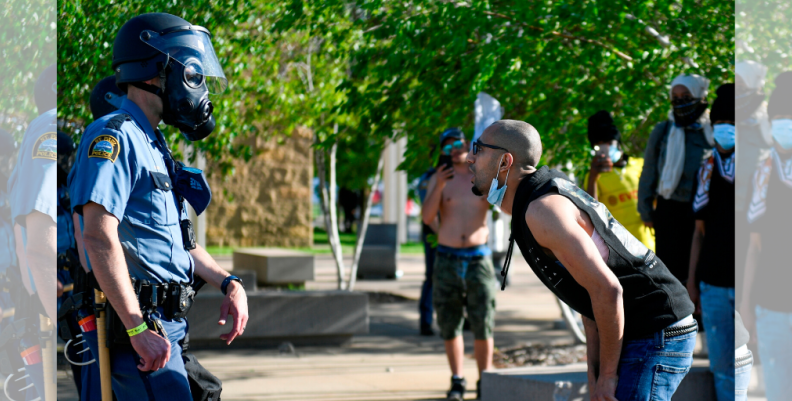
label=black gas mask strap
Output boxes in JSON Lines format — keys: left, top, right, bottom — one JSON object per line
{"left": 151, "top": 129, "right": 197, "bottom": 251}
{"left": 129, "top": 81, "right": 162, "bottom": 97}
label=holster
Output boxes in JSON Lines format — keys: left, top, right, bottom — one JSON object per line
{"left": 183, "top": 353, "right": 223, "bottom": 401}
{"left": 104, "top": 279, "right": 196, "bottom": 349}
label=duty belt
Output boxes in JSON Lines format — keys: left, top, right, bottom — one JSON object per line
{"left": 130, "top": 278, "right": 196, "bottom": 322}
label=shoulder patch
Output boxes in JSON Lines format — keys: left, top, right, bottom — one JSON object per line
{"left": 104, "top": 113, "right": 131, "bottom": 131}
{"left": 88, "top": 134, "right": 121, "bottom": 162}
{"left": 32, "top": 132, "right": 57, "bottom": 160}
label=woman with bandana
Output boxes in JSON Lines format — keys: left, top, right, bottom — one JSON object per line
{"left": 740, "top": 71, "right": 792, "bottom": 401}
{"left": 638, "top": 74, "right": 714, "bottom": 283}
{"left": 583, "top": 110, "right": 654, "bottom": 251}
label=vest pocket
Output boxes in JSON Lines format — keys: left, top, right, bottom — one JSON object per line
{"left": 149, "top": 171, "right": 179, "bottom": 225}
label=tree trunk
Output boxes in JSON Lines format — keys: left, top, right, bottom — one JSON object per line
{"left": 347, "top": 148, "right": 386, "bottom": 291}
{"left": 315, "top": 136, "right": 346, "bottom": 289}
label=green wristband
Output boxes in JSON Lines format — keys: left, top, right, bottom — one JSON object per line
{"left": 126, "top": 322, "right": 148, "bottom": 337}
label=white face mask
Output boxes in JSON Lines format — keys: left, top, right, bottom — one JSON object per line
{"left": 487, "top": 154, "right": 510, "bottom": 207}
{"left": 771, "top": 119, "right": 792, "bottom": 150}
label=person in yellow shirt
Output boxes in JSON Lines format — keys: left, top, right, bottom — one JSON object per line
{"left": 583, "top": 110, "right": 655, "bottom": 251}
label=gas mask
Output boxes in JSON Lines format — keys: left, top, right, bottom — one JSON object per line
{"left": 159, "top": 56, "right": 216, "bottom": 141}
{"left": 139, "top": 27, "right": 228, "bottom": 142}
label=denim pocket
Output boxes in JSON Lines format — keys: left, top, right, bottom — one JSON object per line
{"left": 650, "top": 364, "right": 690, "bottom": 400}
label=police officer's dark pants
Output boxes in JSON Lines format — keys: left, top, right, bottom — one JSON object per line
{"left": 82, "top": 310, "right": 191, "bottom": 400}
{"left": 419, "top": 239, "right": 436, "bottom": 330}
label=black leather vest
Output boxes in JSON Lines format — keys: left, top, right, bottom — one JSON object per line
{"left": 506, "top": 166, "right": 693, "bottom": 339}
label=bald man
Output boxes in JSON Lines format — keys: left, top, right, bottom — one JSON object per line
{"left": 467, "top": 120, "right": 696, "bottom": 401}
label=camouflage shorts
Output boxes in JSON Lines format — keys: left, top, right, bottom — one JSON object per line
{"left": 432, "top": 252, "right": 497, "bottom": 340}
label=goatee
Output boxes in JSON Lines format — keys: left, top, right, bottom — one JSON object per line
{"left": 471, "top": 186, "right": 483, "bottom": 196}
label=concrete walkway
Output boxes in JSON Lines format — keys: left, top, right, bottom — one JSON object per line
{"left": 55, "top": 253, "right": 766, "bottom": 400}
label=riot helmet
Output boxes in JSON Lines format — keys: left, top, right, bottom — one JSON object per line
{"left": 90, "top": 76, "right": 127, "bottom": 120}
{"left": 112, "top": 13, "right": 227, "bottom": 141}
{"left": 34, "top": 64, "right": 57, "bottom": 115}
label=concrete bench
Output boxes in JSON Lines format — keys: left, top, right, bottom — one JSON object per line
{"left": 481, "top": 360, "right": 715, "bottom": 401}
{"left": 186, "top": 290, "right": 369, "bottom": 349}
{"left": 232, "top": 248, "right": 314, "bottom": 286}
{"left": 357, "top": 224, "right": 399, "bottom": 279}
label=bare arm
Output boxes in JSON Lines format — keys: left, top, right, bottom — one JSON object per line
{"left": 527, "top": 196, "right": 623, "bottom": 398}
{"left": 191, "top": 244, "right": 249, "bottom": 345}
{"left": 13, "top": 224, "right": 33, "bottom": 295}
{"left": 739, "top": 233, "right": 761, "bottom": 333}
{"left": 82, "top": 202, "right": 171, "bottom": 371}
{"left": 72, "top": 212, "right": 89, "bottom": 272}
{"left": 583, "top": 316, "right": 601, "bottom": 390}
{"left": 686, "top": 220, "right": 705, "bottom": 314}
{"left": 25, "top": 211, "right": 57, "bottom": 321}
{"left": 421, "top": 173, "right": 442, "bottom": 226}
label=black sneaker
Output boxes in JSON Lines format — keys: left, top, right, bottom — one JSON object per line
{"left": 446, "top": 377, "right": 466, "bottom": 401}
{"left": 420, "top": 325, "right": 435, "bottom": 336}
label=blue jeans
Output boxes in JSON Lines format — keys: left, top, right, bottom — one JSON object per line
{"left": 614, "top": 318, "right": 696, "bottom": 401}
{"left": 734, "top": 347, "right": 752, "bottom": 401}
{"left": 699, "top": 282, "right": 735, "bottom": 401}
{"left": 82, "top": 311, "right": 192, "bottom": 401}
{"left": 755, "top": 305, "right": 792, "bottom": 401}
{"left": 419, "top": 239, "right": 436, "bottom": 329}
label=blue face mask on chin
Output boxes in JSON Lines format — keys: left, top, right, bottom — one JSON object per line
{"left": 487, "top": 154, "right": 510, "bottom": 207}
{"left": 713, "top": 124, "right": 736, "bottom": 150}
{"left": 772, "top": 119, "right": 792, "bottom": 150}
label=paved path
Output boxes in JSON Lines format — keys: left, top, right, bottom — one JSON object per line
{"left": 54, "top": 253, "right": 768, "bottom": 400}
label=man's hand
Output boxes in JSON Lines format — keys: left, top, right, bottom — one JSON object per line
{"left": 435, "top": 165, "right": 454, "bottom": 186}
{"left": 687, "top": 280, "right": 701, "bottom": 315}
{"left": 218, "top": 281, "right": 248, "bottom": 345}
{"left": 643, "top": 221, "right": 654, "bottom": 229}
{"left": 130, "top": 329, "right": 171, "bottom": 372}
{"left": 590, "top": 375, "right": 619, "bottom": 401}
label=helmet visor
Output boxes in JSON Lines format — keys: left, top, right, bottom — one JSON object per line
{"left": 141, "top": 28, "right": 228, "bottom": 94}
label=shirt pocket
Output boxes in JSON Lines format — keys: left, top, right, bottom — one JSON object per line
{"left": 149, "top": 171, "right": 180, "bottom": 226}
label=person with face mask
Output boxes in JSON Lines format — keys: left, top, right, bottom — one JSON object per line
{"left": 734, "top": 61, "right": 771, "bottom": 303}
{"left": 421, "top": 127, "right": 496, "bottom": 401}
{"left": 686, "top": 84, "right": 743, "bottom": 401}
{"left": 67, "top": 13, "right": 247, "bottom": 399}
{"left": 583, "top": 110, "right": 654, "bottom": 251}
{"left": 637, "top": 74, "right": 715, "bottom": 284}
{"left": 467, "top": 120, "right": 696, "bottom": 401}
{"left": 740, "top": 71, "right": 792, "bottom": 401}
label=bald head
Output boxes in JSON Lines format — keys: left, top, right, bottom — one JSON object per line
{"left": 481, "top": 120, "right": 542, "bottom": 167}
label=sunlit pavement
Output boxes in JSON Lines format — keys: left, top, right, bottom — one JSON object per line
{"left": 53, "top": 253, "right": 748, "bottom": 401}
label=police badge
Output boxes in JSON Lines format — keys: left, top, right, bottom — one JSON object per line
{"left": 32, "top": 132, "right": 57, "bottom": 160}
{"left": 88, "top": 134, "right": 120, "bottom": 162}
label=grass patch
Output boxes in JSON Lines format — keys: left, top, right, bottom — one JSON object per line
{"left": 207, "top": 227, "right": 425, "bottom": 256}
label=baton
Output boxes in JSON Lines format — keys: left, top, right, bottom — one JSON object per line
{"left": 94, "top": 289, "right": 113, "bottom": 401}
{"left": 39, "top": 315, "right": 57, "bottom": 401}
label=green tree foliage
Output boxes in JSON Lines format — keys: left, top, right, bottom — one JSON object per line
{"left": 339, "top": 0, "right": 734, "bottom": 178}
{"left": 58, "top": 0, "right": 361, "bottom": 176}
{"left": 1, "top": 0, "right": 56, "bottom": 132}
{"left": 736, "top": 0, "right": 792, "bottom": 85}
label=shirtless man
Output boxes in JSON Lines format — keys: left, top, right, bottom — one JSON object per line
{"left": 468, "top": 120, "right": 696, "bottom": 401}
{"left": 422, "top": 128, "right": 495, "bottom": 401}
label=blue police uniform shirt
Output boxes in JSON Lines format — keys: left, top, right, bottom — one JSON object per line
{"left": 7, "top": 108, "right": 58, "bottom": 226}
{"left": 57, "top": 185, "right": 76, "bottom": 254}
{"left": 0, "top": 190, "right": 16, "bottom": 275}
{"left": 6, "top": 108, "right": 58, "bottom": 293}
{"left": 68, "top": 99, "right": 194, "bottom": 284}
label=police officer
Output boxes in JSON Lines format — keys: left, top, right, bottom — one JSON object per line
{"left": 68, "top": 13, "right": 248, "bottom": 399}
{"left": 6, "top": 62, "right": 58, "bottom": 401}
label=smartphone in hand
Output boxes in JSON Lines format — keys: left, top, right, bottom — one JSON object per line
{"left": 438, "top": 154, "right": 454, "bottom": 177}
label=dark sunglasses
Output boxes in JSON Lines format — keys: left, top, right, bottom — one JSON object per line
{"left": 472, "top": 139, "right": 508, "bottom": 155}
